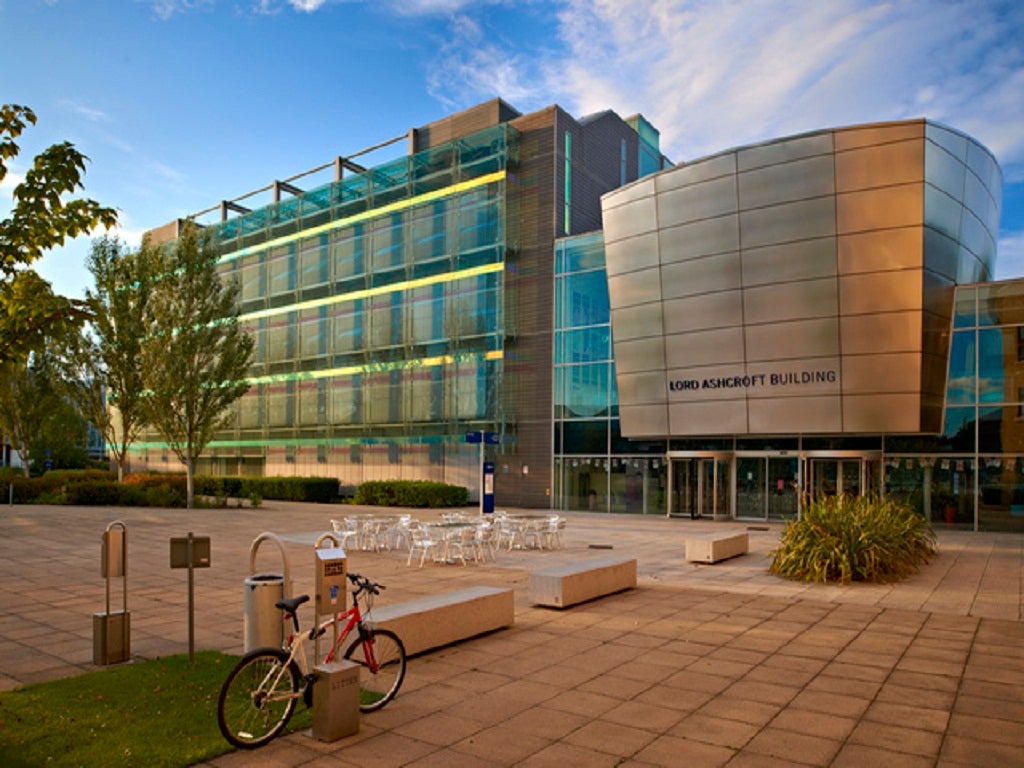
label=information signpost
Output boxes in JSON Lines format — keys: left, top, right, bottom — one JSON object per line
{"left": 465, "top": 431, "right": 500, "bottom": 514}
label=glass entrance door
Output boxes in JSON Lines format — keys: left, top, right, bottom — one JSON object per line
{"left": 668, "top": 456, "right": 729, "bottom": 519}
{"left": 737, "top": 455, "right": 799, "bottom": 520}
{"left": 808, "top": 459, "right": 862, "bottom": 498}
{"left": 805, "top": 453, "right": 883, "bottom": 500}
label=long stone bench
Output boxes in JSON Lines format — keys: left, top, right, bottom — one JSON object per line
{"left": 529, "top": 557, "right": 637, "bottom": 608}
{"left": 685, "top": 531, "right": 748, "bottom": 563}
{"left": 371, "top": 586, "right": 514, "bottom": 656}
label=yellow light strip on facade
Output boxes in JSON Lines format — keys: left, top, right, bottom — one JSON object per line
{"left": 220, "top": 169, "right": 507, "bottom": 264}
{"left": 239, "top": 261, "right": 505, "bottom": 323}
{"left": 248, "top": 348, "right": 505, "bottom": 386}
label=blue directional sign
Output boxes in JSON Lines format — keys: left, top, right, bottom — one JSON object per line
{"left": 465, "top": 431, "right": 501, "bottom": 444}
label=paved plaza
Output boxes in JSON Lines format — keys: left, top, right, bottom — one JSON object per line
{"left": 1, "top": 502, "right": 1022, "bottom": 766}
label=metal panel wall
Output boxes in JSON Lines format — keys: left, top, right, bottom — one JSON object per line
{"left": 602, "top": 119, "right": 1002, "bottom": 438}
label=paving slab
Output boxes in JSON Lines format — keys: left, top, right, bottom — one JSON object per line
{"left": 0, "top": 502, "right": 1021, "bottom": 766}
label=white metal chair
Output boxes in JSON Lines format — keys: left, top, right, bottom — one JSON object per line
{"left": 495, "top": 518, "right": 521, "bottom": 551}
{"left": 407, "top": 524, "right": 440, "bottom": 567}
{"left": 387, "top": 515, "right": 414, "bottom": 551}
{"left": 543, "top": 516, "right": 566, "bottom": 549}
{"left": 474, "top": 522, "right": 496, "bottom": 561}
{"left": 330, "top": 518, "right": 359, "bottom": 551}
{"left": 444, "top": 526, "right": 477, "bottom": 566}
{"left": 522, "top": 519, "right": 548, "bottom": 550}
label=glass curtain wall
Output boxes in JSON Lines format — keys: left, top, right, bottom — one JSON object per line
{"left": 886, "top": 281, "right": 1024, "bottom": 532}
{"left": 133, "top": 125, "right": 515, "bottom": 486}
{"left": 553, "top": 233, "right": 667, "bottom": 513}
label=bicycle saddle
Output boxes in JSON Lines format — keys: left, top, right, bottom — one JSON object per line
{"left": 275, "top": 595, "right": 309, "bottom": 614}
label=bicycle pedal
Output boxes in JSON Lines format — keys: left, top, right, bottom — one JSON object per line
{"left": 303, "top": 674, "right": 317, "bottom": 707}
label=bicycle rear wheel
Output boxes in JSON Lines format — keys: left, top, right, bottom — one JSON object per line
{"left": 217, "top": 648, "right": 301, "bottom": 749}
{"left": 342, "top": 628, "right": 406, "bottom": 712}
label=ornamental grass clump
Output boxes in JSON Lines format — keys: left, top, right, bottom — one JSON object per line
{"left": 770, "top": 494, "right": 936, "bottom": 584}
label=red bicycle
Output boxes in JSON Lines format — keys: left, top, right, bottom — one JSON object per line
{"left": 217, "top": 572, "right": 406, "bottom": 748}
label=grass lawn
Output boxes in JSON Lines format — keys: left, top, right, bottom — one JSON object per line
{"left": 0, "top": 651, "right": 311, "bottom": 767}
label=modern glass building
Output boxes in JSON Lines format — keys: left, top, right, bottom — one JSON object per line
{"left": 137, "top": 102, "right": 1021, "bottom": 531}
{"left": 137, "top": 99, "right": 668, "bottom": 510}
{"left": 556, "top": 119, "right": 1021, "bottom": 532}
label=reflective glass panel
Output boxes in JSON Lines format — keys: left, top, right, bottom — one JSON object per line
{"left": 562, "top": 364, "right": 611, "bottom": 418}
{"left": 943, "top": 406, "right": 976, "bottom": 450}
{"left": 946, "top": 330, "right": 976, "bottom": 405}
{"left": 559, "top": 326, "right": 611, "bottom": 364}
{"left": 979, "top": 406, "right": 1024, "bottom": 453}
{"left": 562, "top": 421, "right": 610, "bottom": 454}
{"left": 978, "top": 328, "right": 1007, "bottom": 403}
{"left": 560, "top": 271, "right": 610, "bottom": 328}
{"left": 978, "top": 457, "right": 1024, "bottom": 532}
{"left": 978, "top": 282, "right": 1024, "bottom": 327}
{"left": 953, "top": 286, "right": 976, "bottom": 328}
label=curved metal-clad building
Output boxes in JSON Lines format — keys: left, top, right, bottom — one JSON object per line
{"left": 601, "top": 120, "right": 1002, "bottom": 439}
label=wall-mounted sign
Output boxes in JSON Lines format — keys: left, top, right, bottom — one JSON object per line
{"left": 669, "top": 368, "right": 838, "bottom": 395}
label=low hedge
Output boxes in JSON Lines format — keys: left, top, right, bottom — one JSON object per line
{"left": 194, "top": 476, "right": 339, "bottom": 503}
{"left": 353, "top": 480, "right": 469, "bottom": 508}
{"left": 3, "top": 471, "right": 188, "bottom": 507}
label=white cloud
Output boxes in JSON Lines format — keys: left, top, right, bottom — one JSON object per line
{"left": 141, "top": 0, "right": 216, "bottom": 20}
{"left": 56, "top": 99, "right": 111, "bottom": 123}
{"left": 550, "top": 0, "right": 1024, "bottom": 167}
{"left": 384, "top": 0, "right": 503, "bottom": 15}
{"left": 425, "top": 14, "right": 541, "bottom": 108}
{"left": 995, "top": 232, "right": 1024, "bottom": 281}
{"left": 148, "top": 160, "right": 187, "bottom": 186}
{"left": 288, "top": 0, "right": 328, "bottom": 10}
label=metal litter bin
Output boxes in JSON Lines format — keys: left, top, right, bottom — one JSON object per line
{"left": 244, "top": 533, "right": 291, "bottom": 652}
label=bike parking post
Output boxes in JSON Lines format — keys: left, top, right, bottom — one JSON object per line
{"left": 93, "top": 521, "right": 130, "bottom": 665}
{"left": 244, "top": 532, "right": 291, "bottom": 653}
{"left": 311, "top": 531, "right": 359, "bottom": 742}
{"left": 313, "top": 532, "right": 347, "bottom": 663}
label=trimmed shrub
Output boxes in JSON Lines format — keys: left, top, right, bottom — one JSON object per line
{"left": 770, "top": 494, "right": 936, "bottom": 584}
{"left": 194, "top": 476, "right": 339, "bottom": 503}
{"left": 64, "top": 481, "right": 127, "bottom": 506}
{"left": 62, "top": 475, "right": 187, "bottom": 507}
{"left": 354, "top": 480, "right": 469, "bottom": 508}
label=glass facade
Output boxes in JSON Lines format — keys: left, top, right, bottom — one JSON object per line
{"left": 134, "top": 125, "right": 516, "bottom": 488}
{"left": 554, "top": 233, "right": 668, "bottom": 514}
{"left": 553, "top": 229, "right": 1024, "bottom": 532}
{"left": 888, "top": 281, "right": 1024, "bottom": 532}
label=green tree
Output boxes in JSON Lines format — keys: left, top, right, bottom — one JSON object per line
{"left": 64, "top": 237, "right": 155, "bottom": 481}
{"left": 0, "top": 104, "right": 117, "bottom": 363}
{"left": 141, "top": 222, "right": 253, "bottom": 507}
{"left": 29, "top": 397, "right": 90, "bottom": 471}
{"left": 0, "top": 350, "right": 63, "bottom": 476}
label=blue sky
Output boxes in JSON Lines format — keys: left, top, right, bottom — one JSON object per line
{"left": 2, "top": 0, "right": 1023, "bottom": 298}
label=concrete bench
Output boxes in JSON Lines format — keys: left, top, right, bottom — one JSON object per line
{"left": 371, "top": 586, "right": 513, "bottom": 656}
{"left": 529, "top": 557, "right": 637, "bottom": 608}
{"left": 685, "top": 531, "right": 748, "bottom": 563}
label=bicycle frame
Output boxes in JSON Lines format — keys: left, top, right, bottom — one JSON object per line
{"left": 257, "top": 586, "right": 380, "bottom": 704}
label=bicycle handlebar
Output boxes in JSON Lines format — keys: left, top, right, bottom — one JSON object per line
{"left": 346, "top": 571, "right": 385, "bottom": 596}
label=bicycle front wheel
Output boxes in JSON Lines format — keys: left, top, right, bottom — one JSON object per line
{"left": 217, "top": 648, "right": 301, "bottom": 749}
{"left": 342, "top": 628, "right": 406, "bottom": 712}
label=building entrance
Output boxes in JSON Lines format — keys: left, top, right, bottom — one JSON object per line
{"left": 668, "top": 450, "right": 883, "bottom": 522}
{"left": 666, "top": 454, "right": 730, "bottom": 519}
{"left": 735, "top": 454, "right": 800, "bottom": 521}
{"left": 805, "top": 452, "right": 882, "bottom": 502}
